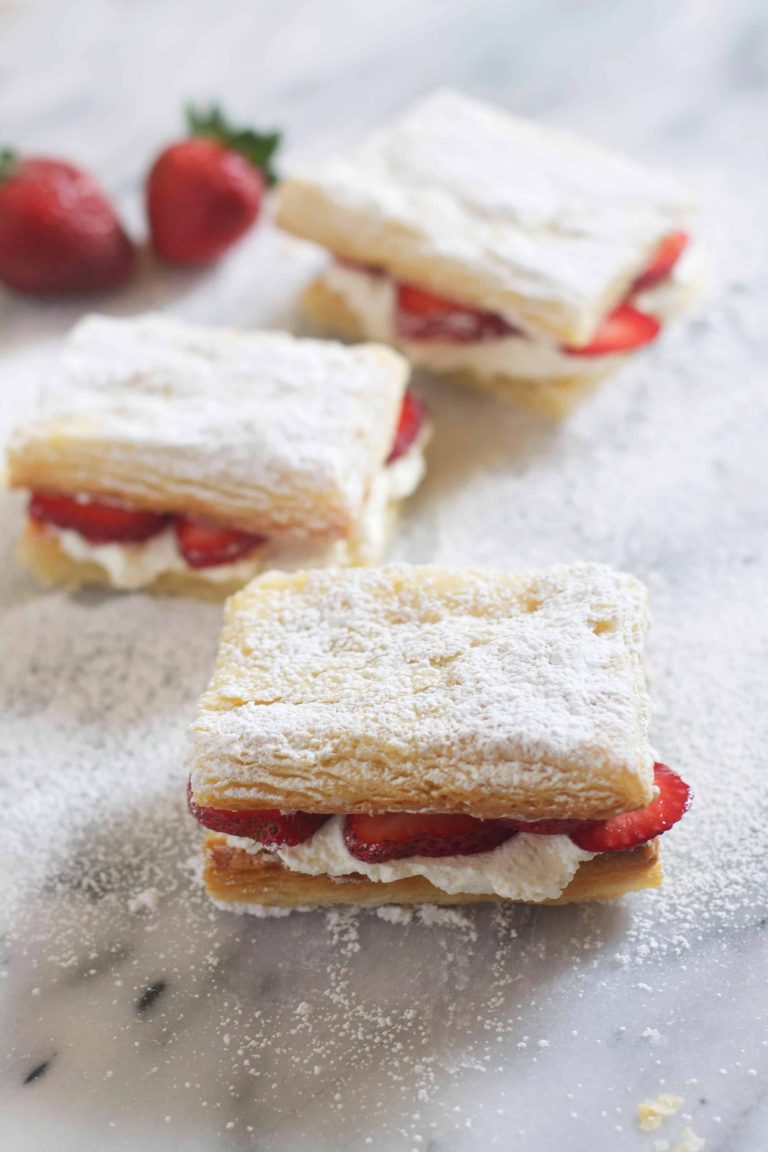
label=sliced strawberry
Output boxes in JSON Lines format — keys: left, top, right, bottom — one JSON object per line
{"left": 395, "top": 282, "right": 517, "bottom": 343}
{"left": 387, "top": 389, "right": 427, "bottom": 463}
{"left": 632, "top": 231, "right": 689, "bottom": 292}
{"left": 570, "top": 763, "right": 691, "bottom": 852}
{"left": 499, "top": 817, "right": 600, "bottom": 837}
{"left": 188, "top": 781, "right": 327, "bottom": 846}
{"left": 174, "top": 516, "right": 265, "bottom": 569}
{"left": 397, "top": 283, "right": 465, "bottom": 318}
{"left": 344, "top": 812, "right": 514, "bottom": 863}
{"left": 564, "top": 303, "right": 661, "bottom": 357}
{"left": 28, "top": 491, "right": 169, "bottom": 543}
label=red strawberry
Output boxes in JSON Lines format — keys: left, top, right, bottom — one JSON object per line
{"left": 499, "top": 817, "right": 600, "bottom": 837}
{"left": 29, "top": 492, "right": 168, "bottom": 543}
{"left": 187, "top": 782, "right": 326, "bottom": 846}
{"left": 395, "top": 282, "right": 517, "bottom": 343}
{"left": 570, "top": 763, "right": 691, "bottom": 852}
{"left": 398, "top": 283, "right": 464, "bottom": 318}
{"left": 387, "top": 389, "right": 427, "bottom": 463}
{"left": 632, "top": 231, "right": 688, "bottom": 292}
{"left": 564, "top": 303, "right": 661, "bottom": 357}
{"left": 0, "top": 151, "right": 134, "bottom": 295}
{"left": 174, "top": 516, "right": 265, "bottom": 569}
{"left": 147, "top": 106, "right": 280, "bottom": 266}
{"left": 344, "top": 812, "right": 514, "bottom": 863}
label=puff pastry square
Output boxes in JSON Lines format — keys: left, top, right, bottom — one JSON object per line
{"left": 190, "top": 562, "right": 653, "bottom": 819}
{"left": 188, "top": 563, "right": 672, "bottom": 911}
{"left": 277, "top": 89, "right": 700, "bottom": 411}
{"left": 8, "top": 314, "right": 423, "bottom": 596}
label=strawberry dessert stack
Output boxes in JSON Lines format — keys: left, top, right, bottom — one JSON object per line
{"left": 8, "top": 315, "right": 427, "bottom": 598}
{"left": 188, "top": 564, "right": 692, "bottom": 912}
{"left": 277, "top": 91, "right": 702, "bottom": 417}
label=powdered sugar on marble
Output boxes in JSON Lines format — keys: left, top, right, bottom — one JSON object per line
{"left": 0, "top": 99, "right": 766, "bottom": 1152}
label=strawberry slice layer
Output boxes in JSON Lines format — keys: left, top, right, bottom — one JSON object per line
{"left": 570, "top": 763, "right": 691, "bottom": 853}
{"left": 499, "top": 817, "right": 601, "bottom": 837}
{"left": 29, "top": 491, "right": 169, "bottom": 543}
{"left": 175, "top": 516, "right": 265, "bottom": 569}
{"left": 344, "top": 812, "right": 515, "bottom": 863}
{"left": 633, "top": 231, "right": 688, "bottom": 292}
{"left": 387, "top": 389, "right": 427, "bottom": 464}
{"left": 564, "top": 303, "right": 661, "bottom": 357}
{"left": 395, "top": 282, "right": 518, "bottom": 344}
{"left": 188, "top": 783, "right": 327, "bottom": 846}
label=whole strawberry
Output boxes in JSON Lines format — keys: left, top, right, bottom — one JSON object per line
{"left": 147, "top": 106, "right": 280, "bottom": 266}
{"left": 0, "top": 150, "right": 135, "bottom": 295}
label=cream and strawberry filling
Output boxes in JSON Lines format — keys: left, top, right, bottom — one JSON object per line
{"left": 24, "top": 390, "right": 429, "bottom": 588}
{"left": 191, "top": 763, "right": 691, "bottom": 901}
{"left": 320, "top": 233, "right": 702, "bottom": 381}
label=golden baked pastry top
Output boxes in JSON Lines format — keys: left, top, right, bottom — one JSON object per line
{"left": 8, "top": 314, "right": 409, "bottom": 538}
{"left": 189, "top": 562, "right": 654, "bottom": 820}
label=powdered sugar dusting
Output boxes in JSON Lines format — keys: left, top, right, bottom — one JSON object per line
{"left": 1, "top": 32, "right": 767, "bottom": 1152}
{"left": 3, "top": 290, "right": 767, "bottom": 1145}
{"left": 279, "top": 90, "right": 692, "bottom": 342}
{"left": 190, "top": 563, "right": 653, "bottom": 819}
{"left": 8, "top": 313, "right": 408, "bottom": 537}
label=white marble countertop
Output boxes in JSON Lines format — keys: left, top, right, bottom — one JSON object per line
{"left": 1, "top": 2, "right": 767, "bottom": 1149}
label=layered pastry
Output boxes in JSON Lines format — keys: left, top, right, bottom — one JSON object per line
{"left": 7, "top": 314, "right": 428, "bottom": 597}
{"left": 276, "top": 90, "right": 703, "bottom": 417}
{"left": 188, "top": 564, "right": 691, "bottom": 911}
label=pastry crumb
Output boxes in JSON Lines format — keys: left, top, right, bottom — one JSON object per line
{"left": 672, "top": 1127, "right": 705, "bottom": 1152}
{"left": 637, "top": 1094, "right": 684, "bottom": 1131}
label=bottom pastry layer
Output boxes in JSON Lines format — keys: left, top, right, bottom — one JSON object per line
{"left": 203, "top": 833, "right": 662, "bottom": 909}
{"left": 303, "top": 279, "right": 613, "bottom": 419}
{"left": 18, "top": 496, "right": 398, "bottom": 599}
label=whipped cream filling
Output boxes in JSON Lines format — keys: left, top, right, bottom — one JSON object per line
{"left": 52, "top": 524, "right": 347, "bottom": 589}
{"left": 44, "top": 438, "right": 427, "bottom": 590}
{"left": 225, "top": 815, "right": 594, "bottom": 902}
{"left": 321, "top": 246, "right": 704, "bottom": 382}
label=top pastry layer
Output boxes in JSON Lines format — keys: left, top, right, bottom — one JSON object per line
{"left": 8, "top": 314, "right": 408, "bottom": 538}
{"left": 277, "top": 89, "right": 692, "bottom": 346}
{"left": 189, "top": 563, "right": 655, "bottom": 821}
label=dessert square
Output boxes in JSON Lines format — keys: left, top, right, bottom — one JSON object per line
{"left": 188, "top": 564, "right": 689, "bottom": 911}
{"left": 277, "top": 90, "right": 701, "bottom": 415}
{"left": 8, "top": 314, "right": 427, "bottom": 596}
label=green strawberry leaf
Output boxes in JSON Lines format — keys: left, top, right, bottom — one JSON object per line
{"left": 0, "top": 148, "right": 18, "bottom": 181}
{"left": 186, "top": 105, "right": 281, "bottom": 185}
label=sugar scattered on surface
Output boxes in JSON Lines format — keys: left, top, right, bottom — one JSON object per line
{"left": 376, "top": 906, "right": 414, "bottom": 925}
{"left": 0, "top": 113, "right": 766, "bottom": 1152}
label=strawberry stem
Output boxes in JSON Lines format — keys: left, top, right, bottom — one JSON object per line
{"left": 0, "top": 148, "right": 17, "bottom": 181}
{"left": 185, "top": 104, "right": 281, "bottom": 185}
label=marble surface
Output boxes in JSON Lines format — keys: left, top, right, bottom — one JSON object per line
{"left": 1, "top": 2, "right": 768, "bottom": 1149}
